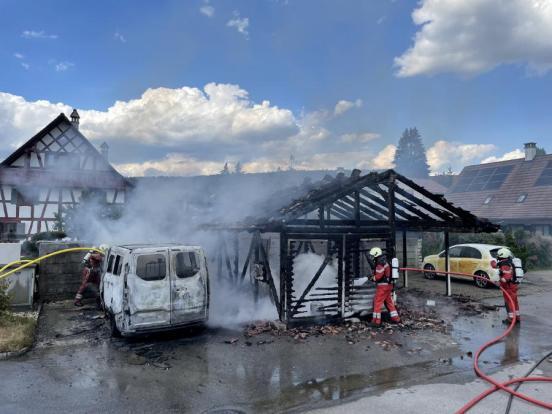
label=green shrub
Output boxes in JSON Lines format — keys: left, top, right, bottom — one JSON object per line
{"left": 21, "top": 230, "right": 67, "bottom": 258}
{"left": 0, "top": 282, "right": 11, "bottom": 314}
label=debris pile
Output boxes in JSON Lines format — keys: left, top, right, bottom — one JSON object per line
{"left": 233, "top": 305, "right": 449, "bottom": 350}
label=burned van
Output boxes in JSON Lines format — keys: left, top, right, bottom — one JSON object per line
{"left": 100, "top": 244, "right": 209, "bottom": 336}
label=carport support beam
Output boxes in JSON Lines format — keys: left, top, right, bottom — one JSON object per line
{"left": 402, "top": 229, "right": 408, "bottom": 287}
{"left": 444, "top": 230, "right": 451, "bottom": 296}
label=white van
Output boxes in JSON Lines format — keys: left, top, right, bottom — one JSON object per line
{"left": 100, "top": 244, "right": 209, "bottom": 336}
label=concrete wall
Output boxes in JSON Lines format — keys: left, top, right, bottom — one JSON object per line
{"left": 37, "top": 241, "right": 87, "bottom": 301}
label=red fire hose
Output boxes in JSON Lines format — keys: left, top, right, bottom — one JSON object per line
{"left": 399, "top": 267, "right": 552, "bottom": 413}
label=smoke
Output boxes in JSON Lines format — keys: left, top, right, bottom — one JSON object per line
{"left": 292, "top": 252, "right": 339, "bottom": 316}
{"left": 58, "top": 172, "right": 332, "bottom": 327}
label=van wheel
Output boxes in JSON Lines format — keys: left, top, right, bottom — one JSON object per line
{"left": 424, "top": 264, "right": 436, "bottom": 280}
{"left": 109, "top": 314, "right": 121, "bottom": 338}
{"left": 474, "top": 271, "right": 490, "bottom": 289}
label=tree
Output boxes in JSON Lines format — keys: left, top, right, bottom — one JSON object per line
{"left": 536, "top": 147, "right": 547, "bottom": 156}
{"left": 392, "top": 127, "right": 431, "bottom": 178}
{"left": 234, "top": 161, "right": 243, "bottom": 174}
{"left": 220, "top": 162, "right": 230, "bottom": 175}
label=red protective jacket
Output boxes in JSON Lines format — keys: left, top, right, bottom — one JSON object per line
{"left": 498, "top": 259, "right": 515, "bottom": 283}
{"left": 373, "top": 260, "right": 391, "bottom": 284}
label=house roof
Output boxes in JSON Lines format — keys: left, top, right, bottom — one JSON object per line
{"left": 445, "top": 154, "right": 552, "bottom": 224}
{"left": 0, "top": 113, "right": 128, "bottom": 189}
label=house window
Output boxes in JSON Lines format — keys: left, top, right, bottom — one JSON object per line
{"left": 483, "top": 196, "right": 493, "bottom": 205}
{"left": 516, "top": 193, "right": 527, "bottom": 203}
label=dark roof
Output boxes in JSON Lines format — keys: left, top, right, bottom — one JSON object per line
{"left": 0, "top": 113, "right": 128, "bottom": 189}
{"left": 445, "top": 154, "right": 552, "bottom": 224}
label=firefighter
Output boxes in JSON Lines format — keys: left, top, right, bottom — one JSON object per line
{"left": 74, "top": 248, "right": 105, "bottom": 307}
{"left": 496, "top": 247, "right": 520, "bottom": 324}
{"left": 369, "top": 247, "right": 401, "bottom": 326}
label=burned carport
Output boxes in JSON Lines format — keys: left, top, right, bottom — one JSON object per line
{"left": 208, "top": 169, "right": 499, "bottom": 327}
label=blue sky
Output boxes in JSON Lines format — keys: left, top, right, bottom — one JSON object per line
{"left": 1, "top": 0, "right": 551, "bottom": 176}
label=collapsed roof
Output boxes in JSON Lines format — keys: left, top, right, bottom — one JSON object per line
{"left": 213, "top": 169, "right": 499, "bottom": 233}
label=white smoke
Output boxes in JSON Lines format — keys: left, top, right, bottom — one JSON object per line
{"left": 60, "top": 174, "right": 324, "bottom": 327}
{"left": 292, "top": 252, "right": 339, "bottom": 316}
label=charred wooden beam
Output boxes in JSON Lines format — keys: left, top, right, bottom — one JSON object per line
{"left": 394, "top": 185, "right": 454, "bottom": 221}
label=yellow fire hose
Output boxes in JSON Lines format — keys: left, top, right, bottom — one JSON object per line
{"left": 0, "top": 247, "right": 104, "bottom": 282}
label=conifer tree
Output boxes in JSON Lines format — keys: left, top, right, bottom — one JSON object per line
{"left": 392, "top": 127, "right": 431, "bottom": 178}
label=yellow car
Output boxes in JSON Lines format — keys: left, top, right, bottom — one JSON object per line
{"left": 422, "top": 243, "right": 505, "bottom": 288}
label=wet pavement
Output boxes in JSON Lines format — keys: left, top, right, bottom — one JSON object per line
{"left": 1, "top": 271, "right": 551, "bottom": 413}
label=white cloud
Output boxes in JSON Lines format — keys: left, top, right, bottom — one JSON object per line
{"left": 80, "top": 83, "right": 297, "bottom": 146}
{"left": 340, "top": 132, "right": 380, "bottom": 144}
{"left": 0, "top": 92, "right": 70, "bottom": 148}
{"left": 372, "top": 144, "right": 396, "bottom": 169}
{"left": 115, "top": 153, "right": 223, "bottom": 176}
{"left": 21, "top": 30, "right": 58, "bottom": 40}
{"left": 14, "top": 53, "right": 24, "bottom": 59}
{"left": 200, "top": 4, "right": 215, "bottom": 17}
{"left": 334, "top": 99, "right": 362, "bottom": 116}
{"left": 426, "top": 140, "right": 496, "bottom": 173}
{"left": 395, "top": 0, "right": 552, "bottom": 77}
{"left": 20, "top": 62, "right": 30, "bottom": 70}
{"left": 227, "top": 12, "right": 249, "bottom": 37}
{"left": 114, "top": 32, "right": 127, "bottom": 43}
{"left": 55, "top": 61, "right": 75, "bottom": 72}
{"left": 481, "top": 149, "right": 524, "bottom": 164}
{"left": 0, "top": 85, "right": 387, "bottom": 177}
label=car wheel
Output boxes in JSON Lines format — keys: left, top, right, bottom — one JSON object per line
{"left": 424, "top": 264, "right": 436, "bottom": 280}
{"left": 109, "top": 313, "right": 121, "bottom": 338}
{"left": 474, "top": 271, "right": 490, "bottom": 289}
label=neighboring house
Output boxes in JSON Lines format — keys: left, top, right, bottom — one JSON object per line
{"left": 0, "top": 110, "right": 128, "bottom": 238}
{"left": 445, "top": 142, "right": 552, "bottom": 236}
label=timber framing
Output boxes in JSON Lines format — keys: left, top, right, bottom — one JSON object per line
{"left": 206, "top": 169, "right": 499, "bottom": 326}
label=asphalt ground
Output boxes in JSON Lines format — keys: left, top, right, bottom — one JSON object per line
{"left": 0, "top": 271, "right": 550, "bottom": 413}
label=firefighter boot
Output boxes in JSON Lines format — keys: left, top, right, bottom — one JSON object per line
{"left": 74, "top": 299, "right": 83, "bottom": 307}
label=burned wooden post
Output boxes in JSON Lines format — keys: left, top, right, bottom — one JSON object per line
{"left": 444, "top": 230, "right": 451, "bottom": 296}
{"left": 402, "top": 229, "right": 408, "bottom": 287}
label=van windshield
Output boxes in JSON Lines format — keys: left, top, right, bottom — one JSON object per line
{"left": 136, "top": 254, "right": 166, "bottom": 281}
{"left": 175, "top": 252, "right": 200, "bottom": 278}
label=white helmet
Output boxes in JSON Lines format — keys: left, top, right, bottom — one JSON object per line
{"left": 98, "top": 244, "right": 110, "bottom": 252}
{"left": 369, "top": 247, "right": 383, "bottom": 258}
{"left": 497, "top": 247, "right": 512, "bottom": 259}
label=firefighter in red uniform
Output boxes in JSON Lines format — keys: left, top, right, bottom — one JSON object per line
{"left": 496, "top": 247, "right": 520, "bottom": 324}
{"left": 74, "top": 249, "right": 105, "bottom": 307}
{"left": 369, "top": 247, "right": 400, "bottom": 326}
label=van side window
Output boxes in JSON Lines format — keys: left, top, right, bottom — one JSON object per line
{"left": 107, "top": 255, "right": 115, "bottom": 273}
{"left": 136, "top": 254, "right": 166, "bottom": 281}
{"left": 175, "top": 252, "right": 200, "bottom": 278}
{"left": 113, "top": 255, "right": 121, "bottom": 276}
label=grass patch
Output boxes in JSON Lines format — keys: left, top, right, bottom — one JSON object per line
{"left": 0, "top": 313, "right": 37, "bottom": 353}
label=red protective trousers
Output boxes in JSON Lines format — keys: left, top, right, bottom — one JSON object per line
{"left": 499, "top": 262, "right": 520, "bottom": 321}
{"left": 500, "top": 282, "right": 520, "bottom": 321}
{"left": 372, "top": 284, "right": 400, "bottom": 325}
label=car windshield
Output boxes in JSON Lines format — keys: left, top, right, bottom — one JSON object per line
{"left": 490, "top": 248, "right": 499, "bottom": 259}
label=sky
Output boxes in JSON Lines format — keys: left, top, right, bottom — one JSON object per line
{"left": 1, "top": 0, "right": 552, "bottom": 176}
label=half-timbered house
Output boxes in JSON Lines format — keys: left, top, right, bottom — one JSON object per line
{"left": 0, "top": 110, "right": 128, "bottom": 237}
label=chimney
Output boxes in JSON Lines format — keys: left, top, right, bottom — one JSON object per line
{"left": 524, "top": 142, "right": 537, "bottom": 161}
{"left": 100, "top": 142, "right": 109, "bottom": 161}
{"left": 70, "top": 109, "right": 80, "bottom": 130}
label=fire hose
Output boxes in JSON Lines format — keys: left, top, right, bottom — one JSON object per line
{"left": 400, "top": 267, "right": 552, "bottom": 413}
{"left": 0, "top": 247, "right": 104, "bottom": 282}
